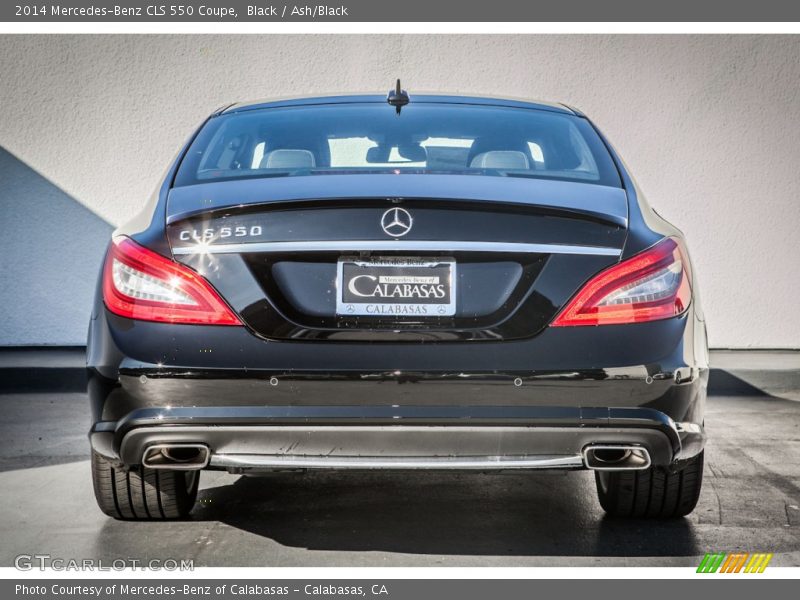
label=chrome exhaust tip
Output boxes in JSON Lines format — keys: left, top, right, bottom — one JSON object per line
{"left": 582, "top": 445, "right": 651, "bottom": 471}
{"left": 142, "top": 444, "right": 209, "bottom": 470}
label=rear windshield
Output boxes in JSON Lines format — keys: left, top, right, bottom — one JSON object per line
{"left": 174, "top": 103, "right": 621, "bottom": 188}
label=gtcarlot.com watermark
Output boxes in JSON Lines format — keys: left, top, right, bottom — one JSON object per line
{"left": 14, "top": 554, "right": 194, "bottom": 571}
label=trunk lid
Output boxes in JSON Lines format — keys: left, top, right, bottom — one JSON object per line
{"left": 167, "top": 174, "right": 627, "bottom": 341}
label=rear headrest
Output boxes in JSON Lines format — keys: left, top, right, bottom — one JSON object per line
{"left": 469, "top": 150, "right": 530, "bottom": 170}
{"left": 260, "top": 149, "right": 316, "bottom": 170}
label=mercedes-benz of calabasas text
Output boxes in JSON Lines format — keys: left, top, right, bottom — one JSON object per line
{"left": 88, "top": 85, "right": 708, "bottom": 520}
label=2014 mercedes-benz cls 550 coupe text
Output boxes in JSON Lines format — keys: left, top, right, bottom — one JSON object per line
{"left": 88, "top": 86, "right": 708, "bottom": 520}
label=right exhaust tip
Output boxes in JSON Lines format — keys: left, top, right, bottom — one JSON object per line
{"left": 582, "top": 445, "right": 651, "bottom": 471}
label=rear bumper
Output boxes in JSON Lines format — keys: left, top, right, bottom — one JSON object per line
{"left": 90, "top": 404, "right": 706, "bottom": 470}
{"left": 88, "top": 307, "right": 709, "bottom": 470}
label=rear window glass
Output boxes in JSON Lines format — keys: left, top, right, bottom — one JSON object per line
{"left": 175, "top": 103, "right": 621, "bottom": 188}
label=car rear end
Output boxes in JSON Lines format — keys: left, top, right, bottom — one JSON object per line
{"left": 88, "top": 95, "right": 708, "bottom": 520}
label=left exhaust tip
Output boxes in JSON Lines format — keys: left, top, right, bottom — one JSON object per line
{"left": 142, "top": 444, "right": 209, "bottom": 470}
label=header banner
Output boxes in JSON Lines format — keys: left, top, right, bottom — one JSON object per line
{"left": 4, "top": 0, "right": 800, "bottom": 22}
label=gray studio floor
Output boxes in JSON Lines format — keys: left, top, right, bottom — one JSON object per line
{"left": 1, "top": 383, "right": 799, "bottom": 567}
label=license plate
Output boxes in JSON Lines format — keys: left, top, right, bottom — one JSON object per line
{"left": 336, "top": 257, "right": 456, "bottom": 317}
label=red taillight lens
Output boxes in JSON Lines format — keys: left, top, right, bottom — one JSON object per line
{"left": 551, "top": 237, "right": 692, "bottom": 327}
{"left": 102, "top": 236, "right": 241, "bottom": 325}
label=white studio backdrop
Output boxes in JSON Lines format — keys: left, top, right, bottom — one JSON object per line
{"left": 0, "top": 34, "right": 798, "bottom": 347}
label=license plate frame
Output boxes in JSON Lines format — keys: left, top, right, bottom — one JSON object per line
{"left": 336, "top": 256, "right": 456, "bottom": 317}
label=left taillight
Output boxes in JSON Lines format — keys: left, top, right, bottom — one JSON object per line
{"left": 102, "top": 236, "right": 242, "bottom": 325}
{"left": 551, "top": 237, "right": 692, "bottom": 327}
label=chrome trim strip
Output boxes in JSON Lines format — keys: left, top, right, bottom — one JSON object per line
{"left": 172, "top": 240, "right": 621, "bottom": 256}
{"left": 209, "top": 453, "right": 585, "bottom": 470}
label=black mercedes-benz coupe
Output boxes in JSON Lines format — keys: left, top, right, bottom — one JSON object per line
{"left": 88, "top": 85, "right": 708, "bottom": 520}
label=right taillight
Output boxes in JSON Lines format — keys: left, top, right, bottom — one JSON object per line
{"left": 551, "top": 237, "right": 692, "bottom": 327}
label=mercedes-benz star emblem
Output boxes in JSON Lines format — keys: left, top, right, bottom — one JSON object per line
{"left": 381, "top": 207, "right": 413, "bottom": 237}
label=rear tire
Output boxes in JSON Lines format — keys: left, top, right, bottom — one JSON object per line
{"left": 595, "top": 450, "right": 703, "bottom": 518}
{"left": 91, "top": 450, "right": 199, "bottom": 520}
